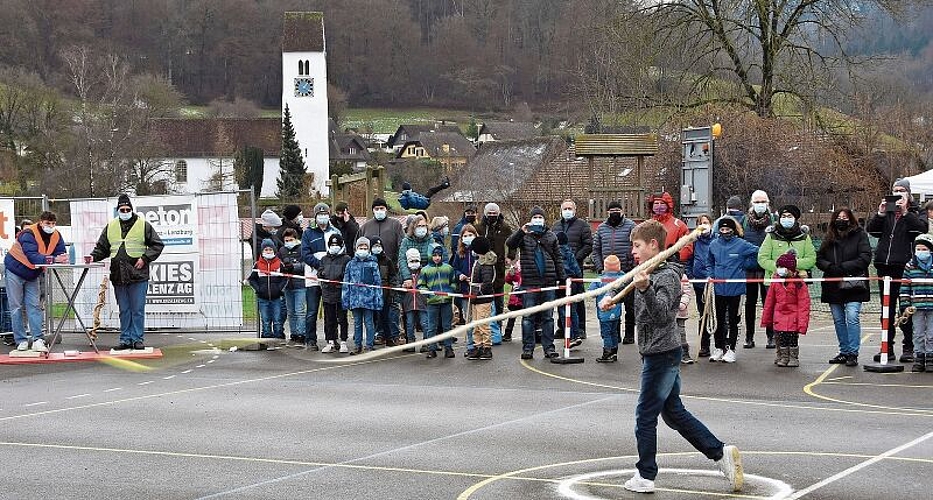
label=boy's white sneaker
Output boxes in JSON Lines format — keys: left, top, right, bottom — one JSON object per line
{"left": 623, "top": 472, "right": 656, "bottom": 493}
{"left": 709, "top": 348, "right": 724, "bottom": 362}
{"left": 339, "top": 341, "right": 349, "bottom": 353}
{"left": 722, "top": 349, "right": 736, "bottom": 363}
{"left": 16, "top": 341, "right": 29, "bottom": 351}
{"left": 32, "top": 338, "right": 48, "bottom": 353}
{"left": 321, "top": 341, "right": 335, "bottom": 353}
{"left": 717, "top": 444, "right": 744, "bottom": 492}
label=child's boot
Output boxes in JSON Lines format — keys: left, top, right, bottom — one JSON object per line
{"left": 466, "top": 348, "right": 480, "bottom": 360}
{"left": 479, "top": 346, "right": 493, "bottom": 360}
{"left": 911, "top": 352, "right": 925, "bottom": 372}
{"left": 775, "top": 346, "right": 789, "bottom": 367}
{"left": 925, "top": 353, "right": 933, "bottom": 372}
{"left": 787, "top": 347, "right": 800, "bottom": 367}
{"left": 444, "top": 346, "right": 456, "bottom": 358}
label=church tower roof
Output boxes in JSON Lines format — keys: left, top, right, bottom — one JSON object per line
{"left": 282, "top": 12, "right": 325, "bottom": 52}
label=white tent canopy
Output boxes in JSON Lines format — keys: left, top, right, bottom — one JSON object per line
{"left": 903, "top": 169, "right": 933, "bottom": 197}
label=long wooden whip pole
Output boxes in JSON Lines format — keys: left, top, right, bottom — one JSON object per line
{"left": 313, "top": 224, "right": 708, "bottom": 364}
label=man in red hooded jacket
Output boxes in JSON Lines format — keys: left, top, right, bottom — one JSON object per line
{"left": 648, "top": 192, "right": 693, "bottom": 263}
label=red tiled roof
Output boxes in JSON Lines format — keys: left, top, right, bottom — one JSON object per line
{"left": 152, "top": 118, "right": 280, "bottom": 158}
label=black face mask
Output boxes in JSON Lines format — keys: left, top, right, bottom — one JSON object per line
{"left": 608, "top": 213, "right": 622, "bottom": 225}
{"left": 465, "top": 215, "right": 476, "bottom": 224}
{"left": 484, "top": 215, "right": 499, "bottom": 225}
{"left": 833, "top": 220, "right": 849, "bottom": 230}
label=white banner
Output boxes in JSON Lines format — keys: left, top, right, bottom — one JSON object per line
{"left": 0, "top": 198, "right": 15, "bottom": 258}
{"left": 127, "top": 196, "right": 197, "bottom": 254}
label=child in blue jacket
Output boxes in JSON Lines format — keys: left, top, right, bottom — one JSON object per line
{"left": 398, "top": 178, "right": 451, "bottom": 211}
{"left": 342, "top": 236, "right": 383, "bottom": 353}
{"left": 590, "top": 255, "right": 624, "bottom": 362}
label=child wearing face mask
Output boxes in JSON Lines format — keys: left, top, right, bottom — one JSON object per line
{"left": 342, "top": 237, "right": 383, "bottom": 353}
{"left": 319, "top": 234, "right": 352, "bottom": 353}
{"left": 398, "top": 177, "right": 451, "bottom": 211}
{"left": 704, "top": 216, "right": 760, "bottom": 363}
{"left": 899, "top": 234, "right": 933, "bottom": 372}
{"left": 277, "top": 228, "right": 306, "bottom": 344}
{"left": 248, "top": 239, "right": 289, "bottom": 339}
{"left": 370, "top": 236, "right": 401, "bottom": 347}
{"left": 417, "top": 246, "right": 458, "bottom": 359}
{"left": 761, "top": 250, "right": 810, "bottom": 367}
{"left": 401, "top": 248, "right": 430, "bottom": 352}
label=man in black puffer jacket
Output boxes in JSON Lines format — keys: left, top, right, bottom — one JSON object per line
{"left": 507, "top": 206, "right": 565, "bottom": 360}
{"left": 552, "top": 199, "right": 592, "bottom": 341}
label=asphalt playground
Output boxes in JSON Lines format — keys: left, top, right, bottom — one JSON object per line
{"left": 1, "top": 307, "right": 931, "bottom": 500}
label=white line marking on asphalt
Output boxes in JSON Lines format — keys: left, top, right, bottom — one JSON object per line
{"left": 193, "top": 394, "right": 620, "bottom": 500}
{"left": 181, "top": 369, "right": 192, "bottom": 374}
{"left": 22, "top": 402, "right": 47, "bottom": 407}
{"left": 163, "top": 375, "right": 176, "bottom": 380}
{"left": 786, "top": 429, "right": 933, "bottom": 499}
{"left": 206, "top": 360, "right": 215, "bottom": 364}
{"left": 138, "top": 381, "right": 153, "bottom": 386}
{"left": 556, "top": 469, "right": 792, "bottom": 500}
{"left": 103, "top": 388, "right": 122, "bottom": 393}
{"left": 196, "top": 365, "right": 206, "bottom": 368}
{"left": 66, "top": 394, "right": 91, "bottom": 400}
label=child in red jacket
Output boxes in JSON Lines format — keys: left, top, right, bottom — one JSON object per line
{"left": 761, "top": 251, "right": 810, "bottom": 367}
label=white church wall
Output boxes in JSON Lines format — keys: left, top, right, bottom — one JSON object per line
{"left": 282, "top": 51, "right": 329, "bottom": 195}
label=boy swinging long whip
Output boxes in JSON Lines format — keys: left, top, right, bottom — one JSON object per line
{"left": 314, "top": 224, "right": 709, "bottom": 364}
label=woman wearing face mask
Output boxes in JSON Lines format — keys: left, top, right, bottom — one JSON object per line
{"left": 397, "top": 215, "right": 435, "bottom": 287}
{"left": 647, "top": 192, "right": 693, "bottom": 263}
{"left": 450, "top": 224, "right": 479, "bottom": 346}
{"left": 757, "top": 204, "right": 817, "bottom": 350}
{"left": 816, "top": 208, "right": 871, "bottom": 367}
{"left": 451, "top": 205, "right": 478, "bottom": 251}
{"left": 742, "top": 190, "right": 775, "bottom": 349}
{"left": 685, "top": 214, "right": 714, "bottom": 357}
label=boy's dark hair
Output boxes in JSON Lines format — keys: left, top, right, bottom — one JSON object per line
{"left": 39, "top": 211, "right": 56, "bottom": 222}
{"left": 282, "top": 228, "right": 298, "bottom": 239}
{"left": 631, "top": 219, "right": 667, "bottom": 248}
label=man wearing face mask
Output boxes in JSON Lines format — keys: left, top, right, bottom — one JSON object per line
{"left": 757, "top": 205, "right": 817, "bottom": 350}
{"left": 300, "top": 202, "right": 342, "bottom": 350}
{"left": 507, "top": 206, "right": 566, "bottom": 359}
{"left": 866, "top": 178, "right": 926, "bottom": 363}
{"left": 90, "top": 195, "right": 164, "bottom": 350}
{"left": 552, "top": 199, "right": 593, "bottom": 343}
{"left": 592, "top": 201, "right": 638, "bottom": 344}
{"left": 647, "top": 192, "right": 693, "bottom": 263}
{"left": 331, "top": 201, "right": 360, "bottom": 252}
{"left": 742, "top": 190, "right": 775, "bottom": 349}
{"left": 5, "top": 211, "right": 68, "bottom": 352}
{"left": 361, "top": 198, "right": 404, "bottom": 265}
{"left": 474, "top": 203, "right": 515, "bottom": 342}
{"left": 451, "top": 205, "right": 477, "bottom": 251}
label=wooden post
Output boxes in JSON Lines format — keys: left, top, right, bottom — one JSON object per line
{"left": 364, "top": 166, "right": 375, "bottom": 211}
{"left": 636, "top": 156, "right": 645, "bottom": 219}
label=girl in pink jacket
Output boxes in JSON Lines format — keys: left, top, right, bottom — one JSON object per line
{"left": 761, "top": 251, "right": 810, "bottom": 368}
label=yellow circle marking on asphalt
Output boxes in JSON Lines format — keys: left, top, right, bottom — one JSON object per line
{"left": 804, "top": 364, "right": 933, "bottom": 415}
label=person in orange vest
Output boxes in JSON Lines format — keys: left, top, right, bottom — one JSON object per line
{"left": 4, "top": 211, "right": 68, "bottom": 352}
{"left": 90, "top": 194, "right": 164, "bottom": 351}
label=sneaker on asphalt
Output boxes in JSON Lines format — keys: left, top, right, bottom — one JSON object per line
{"left": 112, "top": 343, "right": 132, "bottom": 351}
{"left": 709, "top": 348, "right": 724, "bottom": 362}
{"left": 425, "top": 350, "right": 437, "bottom": 358}
{"left": 307, "top": 344, "right": 319, "bottom": 351}
{"left": 479, "top": 347, "right": 493, "bottom": 360}
{"left": 900, "top": 351, "right": 915, "bottom": 363}
{"left": 444, "top": 346, "right": 456, "bottom": 358}
{"left": 829, "top": 353, "right": 848, "bottom": 364}
{"left": 466, "top": 349, "right": 480, "bottom": 360}
{"left": 722, "top": 349, "right": 736, "bottom": 363}
{"left": 32, "top": 338, "right": 47, "bottom": 352}
{"left": 568, "top": 338, "right": 583, "bottom": 348}
{"left": 698, "top": 347, "right": 711, "bottom": 358}
{"left": 717, "top": 445, "right": 744, "bottom": 492}
{"left": 321, "top": 342, "right": 335, "bottom": 353}
{"left": 16, "top": 340, "right": 29, "bottom": 351}
{"left": 544, "top": 349, "right": 559, "bottom": 359}
{"left": 742, "top": 340, "right": 755, "bottom": 348}
{"left": 845, "top": 354, "right": 859, "bottom": 367}
{"left": 339, "top": 341, "right": 349, "bottom": 353}
{"left": 520, "top": 350, "right": 533, "bottom": 360}
{"left": 623, "top": 472, "right": 656, "bottom": 493}
{"left": 681, "top": 353, "right": 695, "bottom": 365}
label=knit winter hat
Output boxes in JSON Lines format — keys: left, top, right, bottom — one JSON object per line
{"left": 529, "top": 206, "right": 546, "bottom": 218}
{"left": 432, "top": 245, "right": 444, "bottom": 256}
{"left": 313, "top": 202, "right": 330, "bottom": 215}
{"left": 718, "top": 216, "right": 738, "bottom": 232}
{"left": 355, "top": 236, "right": 370, "bottom": 248}
{"left": 778, "top": 204, "right": 801, "bottom": 220}
{"left": 117, "top": 194, "right": 132, "bottom": 210}
{"left": 372, "top": 198, "right": 388, "bottom": 209}
{"left": 260, "top": 238, "right": 276, "bottom": 251}
{"left": 915, "top": 233, "right": 933, "bottom": 253}
{"left": 726, "top": 196, "right": 743, "bottom": 210}
{"left": 471, "top": 236, "right": 491, "bottom": 255}
{"left": 406, "top": 248, "right": 421, "bottom": 263}
{"left": 604, "top": 255, "right": 621, "bottom": 272}
{"left": 430, "top": 216, "right": 449, "bottom": 231}
{"left": 283, "top": 204, "right": 302, "bottom": 221}
{"left": 894, "top": 178, "right": 911, "bottom": 193}
{"left": 776, "top": 251, "right": 797, "bottom": 272}
{"left": 328, "top": 233, "right": 344, "bottom": 248}
{"left": 484, "top": 202, "right": 500, "bottom": 215}
{"left": 556, "top": 231, "right": 569, "bottom": 245}
{"left": 260, "top": 209, "right": 282, "bottom": 228}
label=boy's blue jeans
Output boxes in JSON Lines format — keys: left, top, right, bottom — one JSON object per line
{"left": 258, "top": 297, "right": 284, "bottom": 339}
{"left": 425, "top": 302, "right": 453, "bottom": 351}
{"left": 283, "top": 288, "right": 306, "bottom": 341}
{"left": 599, "top": 319, "right": 620, "bottom": 350}
{"left": 635, "top": 348, "right": 724, "bottom": 481}
{"left": 352, "top": 308, "right": 376, "bottom": 348}
{"left": 405, "top": 310, "right": 428, "bottom": 343}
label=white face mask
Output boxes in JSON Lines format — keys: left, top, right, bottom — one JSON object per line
{"left": 408, "top": 261, "right": 421, "bottom": 270}
{"left": 355, "top": 249, "right": 370, "bottom": 259}
{"left": 118, "top": 211, "right": 132, "bottom": 221}
{"left": 562, "top": 209, "right": 574, "bottom": 220}
{"left": 415, "top": 227, "right": 428, "bottom": 238}
{"left": 328, "top": 245, "right": 341, "bottom": 255}
{"left": 373, "top": 209, "right": 387, "bottom": 221}
{"left": 295, "top": 215, "right": 304, "bottom": 225}
{"left": 262, "top": 251, "right": 275, "bottom": 259}
{"left": 752, "top": 202, "right": 768, "bottom": 214}
{"left": 440, "top": 227, "right": 449, "bottom": 237}
{"left": 316, "top": 214, "right": 330, "bottom": 226}
{"left": 284, "top": 240, "right": 299, "bottom": 249}
{"left": 530, "top": 217, "right": 545, "bottom": 227}
{"left": 462, "top": 235, "right": 475, "bottom": 246}
{"left": 775, "top": 267, "right": 788, "bottom": 277}
{"left": 372, "top": 245, "right": 383, "bottom": 255}
{"left": 42, "top": 225, "right": 55, "bottom": 235}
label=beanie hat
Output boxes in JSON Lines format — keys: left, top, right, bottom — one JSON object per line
{"left": 327, "top": 233, "right": 344, "bottom": 248}
{"left": 117, "top": 194, "right": 132, "bottom": 210}
{"left": 607, "top": 200, "right": 622, "bottom": 211}
{"left": 778, "top": 204, "right": 801, "bottom": 220}
{"left": 604, "top": 255, "right": 621, "bottom": 272}
{"left": 355, "top": 236, "right": 370, "bottom": 248}
{"left": 718, "top": 216, "right": 738, "bottom": 232}
{"left": 484, "top": 202, "right": 500, "bottom": 215}
{"left": 776, "top": 251, "right": 797, "bottom": 272}
{"left": 283, "top": 204, "right": 302, "bottom": 221}
{"left": 915, "top": 233, "right": 933, "bottom": 253}
{"left": 335, "top": 201, "right": 349, "bottom": 213}
{"left": 372, "top": 198, "right": 388, "bottom": 209}
{"left": 726, "top": 196, "right": 743, "bottom": 210}
{"left": 432, "top": 245, "right": 444, "bottom": 256}
{"left": 471, "top": 236, "right": 491, "bottom": 255}
{"left": 313, "top": 202, "right": 330, "bottom": 215}
{"left": 406, "top": 248, "right": 421, "bottom": 262}
{"left": 369, "top": 236, "right": 382, "bottom": 248}
{"left": 556, "top": 231, "right": 569, "bottom": 245}
{"left": 529, "top": 206, "right": 545, "bottom": 218}
{"left": 430, "top": 216, "right": 449, "bottom": 231}
{"left": 260, "top": 238, "right": 276, "bottom": 251}
{"left": 894, "top": 178, "right": 911, "bottom": 193}
{"left": 260, "top": 209, "right": 282, "bottom": 228}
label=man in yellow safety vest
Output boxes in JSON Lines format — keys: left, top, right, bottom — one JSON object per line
{"left": 90, "top": 194, "right": 164, "bottom": 350}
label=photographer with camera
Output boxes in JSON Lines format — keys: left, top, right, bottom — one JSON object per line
{"left": 866, "top": 178, "right": 926, "bottom": 363}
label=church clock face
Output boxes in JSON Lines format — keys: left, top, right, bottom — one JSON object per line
{"left": 294, "top": 77, "right": 314, "bottom": 97}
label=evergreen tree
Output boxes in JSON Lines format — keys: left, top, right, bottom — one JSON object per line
{"left": 277, "top": 104, "right": 306, "bottom": 199}
{"left": 466, "top": 115, "right": 479, "bottom": 140}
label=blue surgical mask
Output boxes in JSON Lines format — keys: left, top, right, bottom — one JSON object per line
{"left": 373, "top": 209, "right": 387, "bottom": 221}
{"left": 372, "top": 245, "right": 383, "bottom": 255}
{"left": 118, "top": 211, "right": 132, "bottom": 221}
{"left": 262, "top": 251, "right": 275, "bottom": 260}
{"left": 462, "top": 235, "right": 475, "bottom": 246}
{"left": 753, "top": 202, "right": 768, "bottom": 214}
{"left": 917, "top": 250, "right": 932, "bottom": 262}
{"left": 355, "top": 249, "right": 370, "bottom": 259}
{"left": 42, "top": 225, "right": 55, "bottom": 235}
{"left": 530, "top": 217, "right": 545, "bottom": 228}
{"left": 315, "top": 214, "right": 330, "bottom": 226}
{"left": 415, "top": 227, "right": 428, "bottom": 238}
{"left": 562, "top": 209, "right": 574, "bottom": 220}
{"left": 328, "top": 245, "right": 342, "bottom": 255}
{"left": 775, "top": 267, "right": 788, "bottom": 277}
{"left": 284, "top": 240, "right": 299, "bottom": 249}
{"left": 780, "top": 217, "right": 795, "bottom": 229}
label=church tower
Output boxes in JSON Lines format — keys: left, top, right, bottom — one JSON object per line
{"left": 282, "top": 12, "right": 329, "bottom": 195}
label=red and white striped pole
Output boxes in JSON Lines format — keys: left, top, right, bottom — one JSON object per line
{"left": 880, "top": 276, "right": 892, "bottom": 365}
{"left": 563, "top": 277, "right": 573, "bottom": 357}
